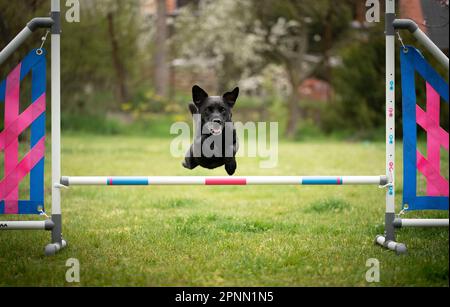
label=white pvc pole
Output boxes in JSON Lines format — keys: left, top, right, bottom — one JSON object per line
{"left": 385, "top": 0, "right": 396, "bottom": 217}
{"left": 51, "top": 0, "right": 61, "bottom": 216}
{"left": 0, "top": 221, "right": 47, "bottom": 230}
{"left": 399, "top": 219, "right": 449, "bottom": 228}
{"left": 46, "top": 0, "right": 67, "bottom": 256}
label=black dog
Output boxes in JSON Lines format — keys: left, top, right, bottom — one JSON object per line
{"left": 182, "top": 85, "right": 239, "bottom": 175}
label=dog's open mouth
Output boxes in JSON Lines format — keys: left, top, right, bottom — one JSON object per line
{"left": 210, "top": 126, "right": 222, "bottom": 136}
{"left": 206, "top": 122, "right": 223, "bottom": 135}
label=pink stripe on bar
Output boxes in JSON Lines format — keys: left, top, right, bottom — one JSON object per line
{"left": 205, "top": 178, "right": 247, "bottom": 185}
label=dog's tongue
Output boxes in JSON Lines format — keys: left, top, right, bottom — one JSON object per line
{"left": 211, "top": 128, "right": 222, "bottom": 135}
{"left": 211, "top": 122, "right": 222, "bottom": 135}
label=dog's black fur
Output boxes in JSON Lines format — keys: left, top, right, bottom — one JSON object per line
{"left": 182, "top": 85, "right": 239, "bottom": 175}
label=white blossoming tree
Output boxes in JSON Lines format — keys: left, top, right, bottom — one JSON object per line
{"left": 173, "top": 0, "right": 352, "bottom": 137}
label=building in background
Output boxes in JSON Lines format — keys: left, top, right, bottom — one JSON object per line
{"left": 141, "top": 0, "right": 204, "bottom": 97}
{"left": 400, "top": 0, "right": 449, "bottom": 51}
{"left": 141, "top": 0, "right": 198, "bottom": 17}
{"left": 297, "top": 0, "right": 449, "bottom": 105}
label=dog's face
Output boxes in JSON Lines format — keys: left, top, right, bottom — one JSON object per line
{"left": 192, "top": 85, "right": 239, "bottom": 136}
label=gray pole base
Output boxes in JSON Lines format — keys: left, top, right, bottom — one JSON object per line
{"left": 375, "top": 235, "right": 407, "bottom": 255}
{"left": 45, "top": 239, "right": 67, "bottom": 256}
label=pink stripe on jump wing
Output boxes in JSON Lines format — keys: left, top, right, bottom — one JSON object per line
{"left": 205, "top": 178, "right": 247, "bottom": 185}
{"left": 416, "top": 106, "right": 449, "bottom": 150}
{"left": 426, "top": 83, "right": 446, "bottom": 196}
{"left": 417, "top": 151, "right": 449, "bottom": 197}
{"left": 0, "top": 137, "right": 46, "bottom": 213}
{"left": 416, "top": 83, "right": 449, "bottom": 196}
{"left": 0, "top": 93, "right": 46, "bottom": 150}
{"left": 425, "top": 83, "right": 440, "bottom": 126}
{"left": 3, "top": 63, "right": 21, "bottom": 214}
{"left": 0, "top": 137, "right": 46, "bottom": 203}
{"left": 4, "top": 64, "right": 21, "bottom": 126}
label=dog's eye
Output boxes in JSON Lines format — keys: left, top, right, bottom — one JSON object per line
{"left": 219, "top": 107, "right": 225, "bottom": 113}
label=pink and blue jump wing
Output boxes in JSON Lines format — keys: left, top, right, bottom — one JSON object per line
{"left": 0, "top": 49, "right": 46, "bottom": 214}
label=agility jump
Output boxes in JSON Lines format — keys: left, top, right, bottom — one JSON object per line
{"left": 0, "top": 0, "right": 448, "bottom": 256}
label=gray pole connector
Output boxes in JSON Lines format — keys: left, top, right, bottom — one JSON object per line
{"left": 27, "top": 17, "right": 54, "bottom": 32}
{"left": 392, "top": 19, "right": 419, "bottom": 33}
{"left": 0, "top": 17, "right": 54, "bottom": 66}
{"left": 393, "top": 18, "right": 449, "bottom": 71}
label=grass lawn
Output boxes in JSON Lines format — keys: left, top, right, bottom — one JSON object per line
{"left": 0, "top": 134, "right": 448, "bottom": 286}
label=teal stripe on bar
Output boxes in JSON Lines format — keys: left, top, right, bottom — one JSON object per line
{"left": 109, "top": 178, "right": 149, "bottom": 185}
{"left": 302, "top": 178, "right": 341, "bottom": 185}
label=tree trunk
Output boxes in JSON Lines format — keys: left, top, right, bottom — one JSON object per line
{"left": 322, "top": 5, "right": 333, "bottom": 102}
{"left": 154, "top": 0, "right": 169, "bottom": 98}
{"left": 285, "top": 67, "right": 303, "bottom": 139}
{"left": 107, "top": 11, "right": 130, "bottom": 104}
{"left": 285, "top": 90, "right": 301, "bottom": 139}
{"left": 354, "top": 0, "right": 365, "bottom": 24}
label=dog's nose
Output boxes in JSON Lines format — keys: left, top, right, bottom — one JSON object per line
{"left": 212, "top": 118, "right": 222, "bottom": 124}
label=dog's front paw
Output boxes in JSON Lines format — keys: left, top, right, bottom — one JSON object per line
{"left": 183, "top": 158, "right": 198, "bottom": 170}
{"left": 182, "top": 161, "right": 190, "bottom": 169}
{"left": 225, "top": 160, "right": 237, "bottom": 176}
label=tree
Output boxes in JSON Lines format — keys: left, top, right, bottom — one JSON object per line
{"left": 61, "top": 0, "right": 142, "bottom": 111}
{"left": 172, "top": 0, "right": 264, "bottom": 93}
{"left": 154, "top": 0, "right": 170, "bottom": 98}
{"left": 107, "top": 10, "right": 130, "bottom": 103}
{"left": 249, "top": 0, "right": 353, "bottom": 137}
{"left": 173, "top": 0, "right": 354, "bottom": 137}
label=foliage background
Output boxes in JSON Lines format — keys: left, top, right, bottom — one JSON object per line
{"left": 1, "top": 0, "right": 447, "bottom": 140}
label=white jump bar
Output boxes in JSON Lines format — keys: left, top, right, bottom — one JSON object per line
{"left": 61, "top": 175, "right": 387, "bottom": 186}
{"left": 0, "top": 220, "right": 54, "bottom": 230}
{"left": 395, "top": 218, "right": 449, "bottom": 228}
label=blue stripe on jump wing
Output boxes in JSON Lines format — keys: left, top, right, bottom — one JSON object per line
{"left": 18, "top": 201, "right": 43, "bottom": 214}
{"left": 0, "top": 79, "right": 5, "bottom": 102}
{"left": 302, "top": 178, "right": 342, "bottom": 185}
{"left": 0, "top": 200, "right": 42, "bottom": 214}
{"left": 25, "top": 49, "right": 47, "bottom": 214}
{"left": 109, "top": 178, "right": 149, "bottom": 185}
{"left": 404, "top": 196, "right": 449, "bottom": 211}
{"left": 29, "top": 53, "right": 47, "bottom": 208}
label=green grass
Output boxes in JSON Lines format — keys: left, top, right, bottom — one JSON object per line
{"left": 0, "top": 135, "right": 448, "bottom": 286}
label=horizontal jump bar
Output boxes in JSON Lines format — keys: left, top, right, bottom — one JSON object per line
{"left": 0, "top": 220, "right": 54, "bottom": 230}
{"left": 61, "top": 175, "right": 388, "bottom": 186}
{"left": 394, "top": 218, "right": 449, "bottom": 228}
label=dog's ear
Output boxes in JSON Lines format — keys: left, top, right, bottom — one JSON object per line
{"left": 192, "top": 85, "right": 208, "bottom": 107}
{"left": 223, "top": 87, "right": 239, "bottom": 108}
{"left": 188, "top": 102, "right": 198, "bottom": 115}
